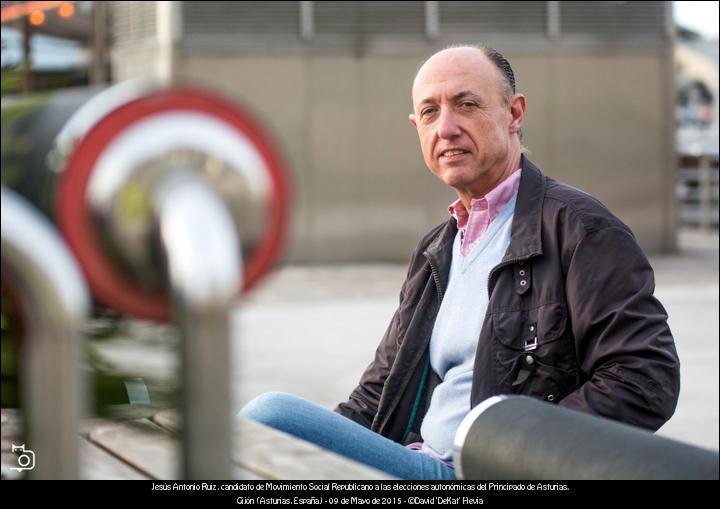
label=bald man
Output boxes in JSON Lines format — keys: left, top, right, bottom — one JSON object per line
{"left": 241, "top": 46, "right": 680, "bottom": 480}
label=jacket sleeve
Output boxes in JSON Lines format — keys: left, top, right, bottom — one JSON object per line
{"left": 559, "top": 225, "right": 680, "bottom": 431}
{"left": 333, "top": 255, "right": 413, "bottom": 429}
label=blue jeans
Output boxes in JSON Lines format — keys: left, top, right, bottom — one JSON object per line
{"left": 239, "top": 392, "right": 456, "bottom": 480}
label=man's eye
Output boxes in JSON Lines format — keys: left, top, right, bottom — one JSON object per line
{"left": 421, "top": 108, "right": 436, "bottom": 117}
{"left": 460, "top": 101, "right": 477, "bottom": 109}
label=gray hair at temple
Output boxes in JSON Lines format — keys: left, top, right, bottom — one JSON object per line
{"left": 479, "top": 46, "right": 516, "bottom": 101}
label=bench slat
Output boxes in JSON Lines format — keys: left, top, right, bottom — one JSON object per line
{"left": 88, "top": 418, "right": 178, "bottom": 479}
{"left": 3, "top": 407, "right": 395, "bottom": 480}
{"left": 153, "top": 410, "right": 395, "bottom": 480}
{"left": 80, "top": 435, "right": 150, "bottom": 480}
{"left": 89, "top": 418, "right": 261, "bottom": 480}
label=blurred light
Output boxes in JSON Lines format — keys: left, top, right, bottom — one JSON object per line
{"left": 29, "top": 10, "right": 46, "bottom": 26}
{"left": 58, "top": 2, "right": 75, "bottom": 18}
{"left": 1, "top": 2, "right": 66, "bottom": 23}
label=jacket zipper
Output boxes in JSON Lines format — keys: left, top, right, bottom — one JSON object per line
{"left": 426, "top": 254, "right": 445, "bottom": 302}
{"left": 382, "top": 254, "right": 443, "bottom": 438}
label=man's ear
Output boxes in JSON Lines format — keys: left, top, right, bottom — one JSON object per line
{"left": 508, "top": 94, "right": 526, "bottom": 134}
{"left": 409, "top": 113, "right": 417, "bottom": 129}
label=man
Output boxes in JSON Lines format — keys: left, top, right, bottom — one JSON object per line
{"left": 241, "top": 46, "right": 680, "bottom": 480}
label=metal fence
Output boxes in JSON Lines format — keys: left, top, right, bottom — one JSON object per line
{"left": 677, "top": 129, "right": 719, "bottom": 230}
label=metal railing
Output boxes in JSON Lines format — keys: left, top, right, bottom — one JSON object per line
{"left": 1, "top": 188, "right": 90, "bottom": 479}
{"left": 2, "top": 81, "right": 289, "bottom": 479}
{"left": 677, "top": 129, "right": 719, "bottom": 230}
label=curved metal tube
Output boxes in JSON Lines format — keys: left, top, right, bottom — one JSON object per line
{"left": 1, "top": 187, "right": 89, "bottom": 479}
{"left": 153, "top": 172, "right": 242, "bottom": 479}
{"left": 454, "top": 395, "right": 719, "bottom": 480}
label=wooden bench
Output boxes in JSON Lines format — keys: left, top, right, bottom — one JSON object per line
{"left": 1, "top": 408, "right": 394, "bottom": 480}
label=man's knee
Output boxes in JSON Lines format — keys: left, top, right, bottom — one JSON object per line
{"left": 238, "top": 391, "right": 300, "bottom": 427}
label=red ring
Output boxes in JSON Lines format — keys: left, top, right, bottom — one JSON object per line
{"left": 56, "top": 88, "right": 290, "bottom": 322}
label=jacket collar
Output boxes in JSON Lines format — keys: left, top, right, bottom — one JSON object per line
{"left": 424, "top": 155, "right": 545, "bottom": 280}
{"left": 505, "top": 155, "right": 545, "bottom": 261}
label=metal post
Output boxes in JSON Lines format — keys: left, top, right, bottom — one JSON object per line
{"left": 153, "top": 172, "right": 241, "bottom": 479}
{"left": 698, "top": 155, "right": 712, "bottom": 231}
{"left": 547, "top": 1, "right": 560, "bottom": 39}
{"left": 21, "top": 17, "right": 33, "bottom": 94}
{"left": 425, "top": 1, "right": 439, "bottom": 41}
{"left": 1, "top": 188, "right": 89, "bottom": 479}
{"left": 91, "top": 1, "right": 109, "bottom": 85}
{"left": 300, "top": 1, "right": 314, "bottom": 40}
{"left": 157, "top": 1, "right": 181, "bottom": 84}
{"left": 52, "top": 83, "right": 287, "bottom": 479}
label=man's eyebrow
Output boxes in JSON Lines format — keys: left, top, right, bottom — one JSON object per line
{"left": 417, "top": 91, "right": 481, "bottom": 107}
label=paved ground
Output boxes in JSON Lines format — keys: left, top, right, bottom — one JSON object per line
{"left": 645, "top": 230, "right": 719, "bottom": 450}
{"left": 93, "top": 229, "right": 718, "bottom": 452}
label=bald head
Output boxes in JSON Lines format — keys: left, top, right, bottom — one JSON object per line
{"left": 412, "top": 46, "right": 516, "bottom": 107}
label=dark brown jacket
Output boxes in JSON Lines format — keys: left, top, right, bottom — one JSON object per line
{"left": 334, "top": 157, "right": 680, "bottom": 445}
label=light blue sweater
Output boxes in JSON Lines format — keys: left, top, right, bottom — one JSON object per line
{"left": 420, "top": 192, "right": 517, "bottom": 461}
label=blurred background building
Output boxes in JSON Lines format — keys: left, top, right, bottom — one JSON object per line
{"left": 2, "top": 1, "right": 718, "bottom": 262}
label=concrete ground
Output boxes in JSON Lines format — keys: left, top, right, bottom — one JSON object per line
{"left": 92, "top": 229, "right": 718, "bottom": 452}
{"left": 645, "top": 230, "right": 719, "bottom": 450}
{"left": 232, "top": 229, "right": 719, "bottom": 452}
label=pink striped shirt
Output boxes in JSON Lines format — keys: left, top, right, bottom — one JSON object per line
{"left": 448, "top": 168, "right": 522, "bottom": 256}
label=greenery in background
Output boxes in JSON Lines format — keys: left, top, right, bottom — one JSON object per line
{"left": 1, "top": 66, "right": 88, "bottom": 96}
{"left": 84, "top": 316, "right": 179, "bottom": 417}
{"left": 0, "top": 94, "right": 48, "bottom": 191}
{"left": 1, "top": 299, "right": 21, "bottom": 408}
{"left": 1, "top": 301, "right": 178, "bottom": 416}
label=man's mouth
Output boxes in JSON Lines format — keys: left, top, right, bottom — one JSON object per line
{"left": 440, "top": 149, "right": 470, "bottom": 158}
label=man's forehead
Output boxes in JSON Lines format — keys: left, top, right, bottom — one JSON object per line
{"left": 412, "top": 48, "right": 499, "bottom": 103}
{"left": 416, "top": 90, "right": 481, "bottom": 107}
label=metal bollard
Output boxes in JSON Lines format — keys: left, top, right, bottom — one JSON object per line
{"left": 60, "top": 83, "right": 288, "bottom": 479}
{"left": 1, "top": 188, "right": 90, "bottom": 479}
{"left": 3, "top": 81, "right": 289, "bottom": 479}
{"left": 146, "top": 169, "right": 241, "bottom": 479}
{"left": 453, "top": 395, "right": 719, "bottom": 480}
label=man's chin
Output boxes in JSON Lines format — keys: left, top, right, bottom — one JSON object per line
{"left": 442, "top": 173, "right": 475, "bottom": 189}
{"left": 429, "top": 165, "right": 479, "bottom": 189}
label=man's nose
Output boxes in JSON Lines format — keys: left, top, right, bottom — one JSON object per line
{"left": 436, "top": 109, "right": 462, "bottom": 139}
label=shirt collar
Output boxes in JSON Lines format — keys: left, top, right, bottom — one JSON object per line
{"left": 448, "top": 168, "right": 522, "bottom": 229}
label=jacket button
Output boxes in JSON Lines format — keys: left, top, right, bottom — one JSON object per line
{"left": 547, "top": 394, "right": 555, "bottom": 402}
{"left": 519, "top": 270, "right": 526, "bottom": 276}
{"left": 529, "top": 325, "right": 535, "bottom": 332}
{"left": 520, "top": 280, "right": 527, "bottom": 286}
{"left": 525, "top": 355, "right": 535, "bottom": 365}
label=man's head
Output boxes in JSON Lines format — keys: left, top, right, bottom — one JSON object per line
{"left": 410, "top": 45, "right": 526, "bottom": 202}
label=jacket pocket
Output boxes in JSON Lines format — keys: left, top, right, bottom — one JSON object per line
{"left": 492, "top": 303, "right": 578, "bottom": 402}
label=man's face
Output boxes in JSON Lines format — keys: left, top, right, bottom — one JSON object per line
{"left": 410, "top": 48, "right": 524, "bottom": 196}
